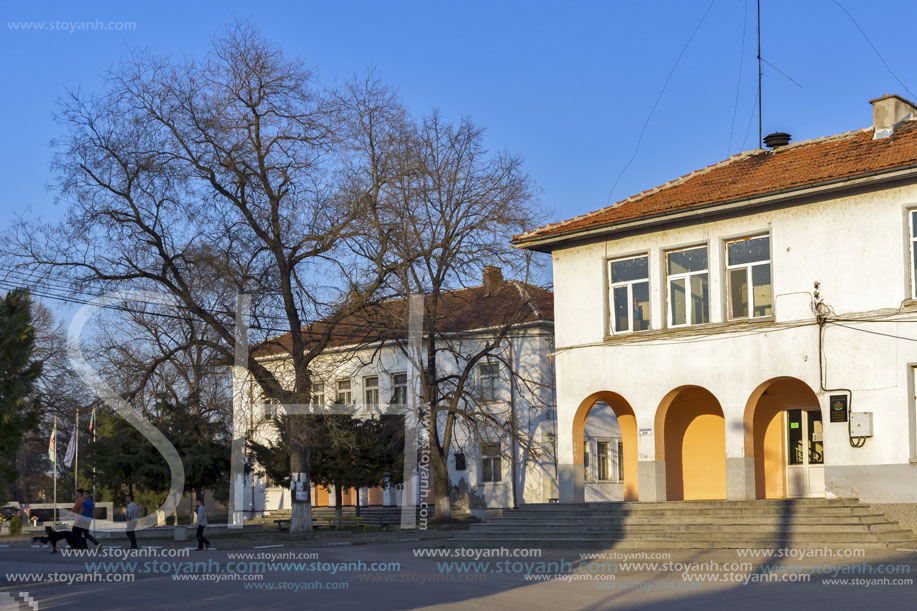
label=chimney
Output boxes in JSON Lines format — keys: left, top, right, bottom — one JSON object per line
{"left": 870, "top": 94, "right": 917, "bottom": 139}
{"left": 482, "top": 265, "right": 503, "bottom": 294}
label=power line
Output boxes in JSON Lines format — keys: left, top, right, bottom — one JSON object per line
{"left": 605, "top": 0, "right": 718, "bottom": 206}
{"left": 727, "top": 0, "right": 750, "bottom": 156}
{"left": 832, "top": 0, "right": 916, "bottom": 101}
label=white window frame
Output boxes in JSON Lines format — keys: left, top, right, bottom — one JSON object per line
{"left": 666, "top": 245, "right": 709, "bottom": 328}
{"left": 481, "top": 441, "right": 502, "bottom": 483}
{"left": 391, "top": 372, "right": 408, "bottom": 406}
{"left": 910, "top": 210, "right": 917, "bottom": 299}
{"left": 725, "top": 235, "right": 773, "bottom": 320}
{"left": 363, "top": 375, "right": 379, "bottom": 406}
{"left": 608, "top": 254, "right": 651, "bottom": 334}
{"left": 310, "top": 381, "right": 325, "bottom": 407}
{"left": 336, "top": 378, "right": 352, "bottom": 405}
{"left": 479, "top": 362, "right": 500, "bottom": 403}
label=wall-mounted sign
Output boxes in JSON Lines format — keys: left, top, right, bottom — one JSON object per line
{"left": 639, "top": 428, "right": 652, "bottom": 436}
{"left": 829, "top": 394, "right": 848, "bottom": 423}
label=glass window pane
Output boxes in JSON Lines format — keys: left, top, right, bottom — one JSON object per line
{"left": 808, "top": 411, "right": 824, "bottom": 466}
{"left": 690, "top": 273, "right": 709, "bottom": 324}
{"left": 667, "top": 247, "right": 708, "bottom": 274}
{"left": 611, "top": 255, "right": 648, "bottom": 283}
{"left": 613, "top": 285, "right": 629, "bottom": 332}
{"left": 787, "top": 409, "right": 803, "bottom": 466}
{"left": 670, "top": 278, "right": 686, "bottom": 325}
{"left": 752, "top": 263, "right": 773, "bottom": 317}
{"left": 912, "top": 210, "right": 917, "bottom": 237}
{"left": 728, "top": 267, "right": 749, "bottom": 319}
{"left": 727, "top": 236, "right": 770, "bottom": 266}
{"left": 632, "top": 281, "right": 650, "bottom": 331}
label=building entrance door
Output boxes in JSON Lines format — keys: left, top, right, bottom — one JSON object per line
{"left": 786, "top": 409, "right": 825, "bottom": 497}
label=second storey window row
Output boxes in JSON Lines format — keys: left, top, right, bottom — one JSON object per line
{"left": 607, "top": 234, "right": 774, "bottom": 334}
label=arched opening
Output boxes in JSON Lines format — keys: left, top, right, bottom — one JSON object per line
{"left": 744, "top": 377, "right": 823, "bottom": 499}
{"left": 572, "top": 392, "right": 638, "bottom": 501}
{"left": 655, "top": 386, "right": 726, "bottom": 501}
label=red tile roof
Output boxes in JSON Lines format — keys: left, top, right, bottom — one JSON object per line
{"left": 514, "top": 120, "right": 917, "bottom": 246}
{"left": 252, "top": 281, "right": 553, "bottom": 358}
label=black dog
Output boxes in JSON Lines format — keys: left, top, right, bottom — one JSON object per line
{"left": 33, "top": 526, "right": 81, "bottom": 553}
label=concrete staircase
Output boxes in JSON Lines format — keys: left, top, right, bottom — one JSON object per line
{"left": 450, "top": 499, "right": 917, "bottom": 550}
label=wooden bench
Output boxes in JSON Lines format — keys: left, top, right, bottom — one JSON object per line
{"left": 326, "top": 516, "right": 366, "bottom": 532}
{"left": 273, "top": 519, "right": 290, "bottom": 531}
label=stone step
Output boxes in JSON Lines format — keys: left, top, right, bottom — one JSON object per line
{"left": 447, "top": 537, "right": 917, "bottom": 551}
{"left": 453, "top": 529, "right": 913, "bottom": 544}
{"left": 481, "top": 514, "right": 890, "bottom": 527}
{"left": 508, "top": 506, "right": 876, "bottom": 518}
{"left": 463, "top": 522, "right": 899, "bottom": 534}
{"left": 520, "top": 499, "right": 860, "bottom": 510}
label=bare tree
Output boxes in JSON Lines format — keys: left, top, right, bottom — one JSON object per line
{"left": 7, "top": 25, "right": 406, "bottom": 532}
{"left": 385, "top": 112, "right": 550, "bottom": 519}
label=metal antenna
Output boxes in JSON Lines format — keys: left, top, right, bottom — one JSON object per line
{"left": 757, "top": 0, "right": 763, "bottom": 148}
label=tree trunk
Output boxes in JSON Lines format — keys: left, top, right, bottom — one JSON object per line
{"left": 289, "top": 424, "right": 313, "bottom": 533}
{"left": 334, "top": 483, "right": 343, "bottom": 518}
{"left": 355, "top": 488, "right": 361, "bottom": 517}
{"left": 431, "top": 443, "right": 451, "bottom": 519}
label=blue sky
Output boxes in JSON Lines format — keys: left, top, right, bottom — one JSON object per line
{"left": 2, "top": 0, "right": 917, "bottom": 233}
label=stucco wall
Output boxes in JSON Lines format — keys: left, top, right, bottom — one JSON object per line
{"left": 550, "top": 179, "right": 917, "bottom": 503}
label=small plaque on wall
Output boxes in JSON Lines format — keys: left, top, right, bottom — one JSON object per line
{"left": 829, "top": 394, "right": 848, "bottom": 423}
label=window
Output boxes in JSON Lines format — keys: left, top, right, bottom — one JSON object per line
{"left": 310, "top": 382, "right": 324, "bottom": 407}
{"left": 335, "top": 379, "right": 352, "bottom": 405}
{"left": 479, "top": 362, "right": 500, "bottom": 402}
{"left": 363, "top": 376, "right": 379, "bottom": 406}
{"left": 910, "top": 210, "right": 917, "bottom": 298}
{"left": 597, "top": 441, "right": 610, "bottom": 481}
{"left": 726, "top": 236, "right": 773, "bottom": 319}
{"left": 590, "top": 439, "right": 623, "bottom": 482}
{"left": 454, "top": 452, "right": 466, "bottom": 471}
{"left": 666, "top": 246, "right": 709, "bottom": 327}
{"left": 616, "top": 440, "right": 624, "bottom": 481}
{"left": 391, "top": 373, "right": 408, "bottom": 406}
{"left": 481, "top": 442, "right": 501, "bottom": 482}
{"left": 608, "top": 255, "right": 651, "bottom": 333}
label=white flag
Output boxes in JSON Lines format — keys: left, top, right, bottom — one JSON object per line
{"left": 63, "top": 425, "right": 77, "bottom": 468}
{"left": 48, "top": 428, "right": 56, "bottom": 463}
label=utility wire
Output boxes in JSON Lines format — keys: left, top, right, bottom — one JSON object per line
{"left": 832, "top": 0, "right": 915, "bottom": 101}
{"left": 605, "top": 0, "right": 717, "bottom": 206}
{"left": 727, "top": 0, "right": 750, "bottom": 156}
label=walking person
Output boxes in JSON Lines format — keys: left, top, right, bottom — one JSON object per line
{"left": 79, "top": 490, "right": 100, "bottom": 548}
{"left": 125, "top": 494, "right": 139, "bottom": 549}
{"left": 70, "top": 489, "right": 88, "bottom": 549}
{"left": 194, "top": 498, "right": 210, "bottom": 551}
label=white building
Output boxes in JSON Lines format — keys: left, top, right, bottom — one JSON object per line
{"left": 232, "top": 267, "right": 568, "bottom": 514}
{"left": 513, "top": 94, "right": 917, "bottom": 519}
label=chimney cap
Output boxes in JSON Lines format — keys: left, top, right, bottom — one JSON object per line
{"left": 868, "top": 93, "right": 917, "bottom": 106}
{"left": 870, "top": 93, "right": 917, "bottom": 139}
{"left": 763, "top": 132, "right": 792, "bottom": 149}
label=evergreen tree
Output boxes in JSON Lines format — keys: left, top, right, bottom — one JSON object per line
{"left": 0, "top": 288, "right": 42, "bottom": 498}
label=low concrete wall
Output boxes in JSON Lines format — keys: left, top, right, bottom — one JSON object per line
{"left": 871, "top": 503, "right": 917, "bottom": 535}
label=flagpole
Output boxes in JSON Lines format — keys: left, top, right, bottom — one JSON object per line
{"left": 74, "top": 408, "right": 79, "bottom": 497}
{"left": 52, "top": 415, "right": 57, "bottom": 525}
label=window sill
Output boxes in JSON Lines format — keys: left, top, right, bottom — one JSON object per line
{"left": 604, "top": 316, "right": 776, "bottom": 344}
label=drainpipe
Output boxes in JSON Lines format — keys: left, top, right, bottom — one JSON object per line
{"left": 509, "top": 338, "right": 518, "bottom": 510}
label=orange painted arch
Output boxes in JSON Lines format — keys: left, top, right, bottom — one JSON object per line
{"left": 743, "top": 377, "right": 820, "bottom": 499}
{"left": 655, "top": 386, "right": 727, "bottom": 501}
{"left": 572, "top": 391, "right": 639, "bottom": 501}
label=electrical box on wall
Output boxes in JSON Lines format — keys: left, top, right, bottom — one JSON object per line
{"left": 850, "top": 412, "right": 873, "bottom": 438}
